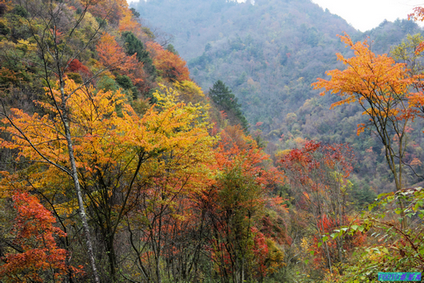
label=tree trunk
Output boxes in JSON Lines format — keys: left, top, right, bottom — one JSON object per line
{"left": 62, "top": 96, "right": 100, "bottom": 283}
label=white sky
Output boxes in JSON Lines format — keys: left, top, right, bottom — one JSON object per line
{"left": 311, "top": 0, "right": 424, "bottom": 32}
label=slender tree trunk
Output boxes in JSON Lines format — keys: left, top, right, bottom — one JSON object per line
{"left": 156, "top": 210, "right": 162, "bottom": 283}
{"left": 106, "top": 233, "right": 117, "bottom": 281}
{"left": 61, "top": 90, "right": 100, "bottom": 283}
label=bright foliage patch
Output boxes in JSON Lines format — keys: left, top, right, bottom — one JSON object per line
{"left": 0, "top": 192, "right": 82, "bottom": 282}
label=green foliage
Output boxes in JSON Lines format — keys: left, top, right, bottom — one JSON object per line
{"left": 2, "top": 0, "right": 424, "bottom": 281}
{"left": 0, "top": 21, "right": 10, "bottom": 36}
{"left": 142, "top": 26, "right": 155, "bottom": 39}
{"left": 323, "top": 187, "right": 424, "bottom": 282}
{"left": 95, "top": 16, "right": 107, "bottom": 28}
{"left": 115, "top": 74, "right": 139, "bottom": 99}
{"left": 350, "top": 180, "right": 377, "bottom": 209}
{"left": 391, "top": 33, "right": 424, "bottom": 75}
{"left": 121, "top": 31, "right": 157, "bottom": 79}
{"left": 12, "top": 5, "right": 28, "bottom": 18}
{"left": 133, "top": 0, "right": 424, "bottom": 195}
{"left": 130, "top": 7, "right": 140, "bottom": 18}
{"left": 209, "top": 80, "right": 249, "bottom": 132}
{"left": 166, "top": 44, "right": 178, "bottom": 55}
{"left": 96, "top": 75, "right": 119, "bottom": 92}
{"left": 115, "top": 74, "right": 133, "bottom": 89}
{"left": 67, "top": 72, "right": 83, "bottom": 84}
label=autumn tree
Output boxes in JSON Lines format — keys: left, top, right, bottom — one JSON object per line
{"left": 279, "top": 140, "right": 355, "bottom": 274}
{"left": 312, "top": 29, "right": 424, "bottom": 281}
{"left": 0, "top": 0, "right": 118, "bottom": 281}
{"left": 146, "top": 41, "right": 190, "bottom": 82}
{"left": 312, "top": 33, "right": 420, "bottom": 193}
{"left": 0, "top": 192, "right": 82, "bottom": 282}
{"left": 122, "top": 31, "right": 157, "bottom": 80}
{"left": 117, "top": 84, "right": 216, "bottom": 283}
{"left": 0, "top": 79, "right": 217, "bottom": 282}
{"left": 201, "top": 125, "right": 284, "bottom": 283}
{"left": 96, "top": 32, "right": 144, "bottom": 86}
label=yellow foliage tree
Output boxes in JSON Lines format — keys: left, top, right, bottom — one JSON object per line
{"left": 0, "top": 80, "right": 216, "bottom": 280}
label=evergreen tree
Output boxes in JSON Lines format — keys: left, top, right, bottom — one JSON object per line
{"left": 121, "top": 31, "right": 157, "bottom": 79}
{"left": 209, "top": 80, "right": 249, "bottom": 132}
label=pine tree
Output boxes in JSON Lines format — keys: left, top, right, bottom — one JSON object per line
{"left": 209, "top": 80, "right": 249, "bottom": 132}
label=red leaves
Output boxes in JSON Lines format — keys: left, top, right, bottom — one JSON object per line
{"left": 408, "top": 7, "right": 424, "bottom": 23}
{"left": 251, "top": 227, "right": 268, "bottom": 276}
{"left": 280, "top": 140, "right": 353, "bottom": 183}
{"left": 146, "top": 42, "right": 190, "bottom": 82}
{"left": 66, "top": 58, "right": 91, "bottom": 76}
{"left": 280, "top": 141, "right": 357, "bottom": 269}
{"left": 96, "top": 33, "right": 143, "bottom": 85}
{"left": 0, "top": 192, "right": 83, "bottom": 282}
{"left": 200, "top": 125, "right": 286, "bottom": 280}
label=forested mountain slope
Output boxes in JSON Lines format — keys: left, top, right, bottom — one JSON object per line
{"left": 0, "top": 0, "right": 284, "bottom": 281}
{"left": 133, "top": 0, "right": 424, "bottom": 193}
{"left": 133, "top": 0, "right": 420, "bottom": 126}
{"left": 134, "top": 0, "right": 358, "bottom": 123}
{"left": 2, "top": 0, "right": 424, "bottom": 282}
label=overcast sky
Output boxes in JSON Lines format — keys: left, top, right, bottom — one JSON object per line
{"left": 311, "top": 0, "right": 424, "bottom": 31}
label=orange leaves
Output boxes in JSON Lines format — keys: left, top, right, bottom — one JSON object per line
{"left": 210, "top": 125, "right": 284, "bottom": 216}
{"left": 0, "top": 192, "right": 82, "bottom": 282}
{"left": 415, "top": 41, "right": 424, "bottom": 55}
{"left": 202, "top": 125, "right": 285, "bottom": 281}
{"left": 312, "top": 33, "right": 421, "bottom": 136}
{"left": 87, "top": 0, "right": 128, "bottom": 23}
{"left": 97, "top": 32, "right": 135, "bottom": 69}
{"left": 357, "top": 123, "right": 366, "bottom": 136}
{"left": 96, "top": 32, "right": 143, "bottom": 85}
{"left": 146, "top": 42, "right": 190, "bottom": 82}
{"left": 118, "top": 8, "right": 143, "bottom": 37}
{"left": 1, "top": 79, "right": 132, "bottom": 171}
{"left": 408, "top": 7, "right": 424, "bottom": 23}
{"left": 1, "top": 79, "right": 218, "bottom": 281}
{"left": 407, "top": 91, "right": 424, "bottom": 111}
{"left": 313, "top": 33, "right": 412, "bottom": 105}
{"left": 410, "top": 158, "right": 422, "bottom": 166}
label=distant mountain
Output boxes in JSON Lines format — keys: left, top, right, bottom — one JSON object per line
{"left": 132, "top": 0, "right": 424, "bottom": 192}
{"left": 133, "top": 0, "right": 358, "bottom": 120}
{"left": 133, "top": 0, "right": 420, "bottom": 123}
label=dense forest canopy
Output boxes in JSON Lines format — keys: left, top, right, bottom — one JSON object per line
{"left": 0, "top": 0, "right": 424, "bottom": 282}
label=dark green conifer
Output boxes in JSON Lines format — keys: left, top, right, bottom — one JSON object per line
{"left": 121, "top": 31, "right": 157, "bottom": 79}
{"left": 209, "top": 80, "right": 249, "bottom": 132}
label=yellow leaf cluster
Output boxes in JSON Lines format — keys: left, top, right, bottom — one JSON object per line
{"left": 312, "top": 33, "right": 420, "bottom": 135}
{"left": 1, "top": 79, "right": 217, "bottom": 217}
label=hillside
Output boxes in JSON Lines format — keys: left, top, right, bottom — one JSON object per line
{"left": 2, "top": 0, "right": 424, "bottom": 282}
{"left": 133, "top": 0, "right": 421, "bottom": 124}
{"left": 133, "top": 0, "right": 424, "bottom": 193}
{"left": 134, "top": 0, "right": 358, "bottom": 122}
